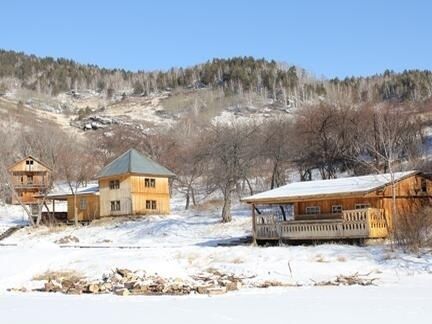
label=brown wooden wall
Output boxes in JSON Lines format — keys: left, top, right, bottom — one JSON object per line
{"left": 9, "top": 157, "right": 51, "bottom": 205}
{"left": 294, "top": 197, "right": 380, "bottom": 215}
{"left": 66, "top": 195, "right": 100, "bottom": 222}
{"left": 292, "top": 174, "right": 432, "bottom": 224}
{"left": 9, "top": 157, "right": 51, "bottom": 173}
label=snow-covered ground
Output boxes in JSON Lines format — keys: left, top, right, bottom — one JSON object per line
{"left": 3, "top": 278, "right": 432, "bottom": 324}
{"left": 1, "top": 195, "right": 432, "bottom": 323}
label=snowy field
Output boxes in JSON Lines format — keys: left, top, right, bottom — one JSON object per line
{"left": 1, "top": 195, "right": 432, "bottom": 323}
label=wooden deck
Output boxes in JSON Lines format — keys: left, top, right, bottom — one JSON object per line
{"left": 255, "top": 208, "right": 388, "bottom": 241}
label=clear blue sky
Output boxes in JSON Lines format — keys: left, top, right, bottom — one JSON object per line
{"left": 1, "top": 0, "right": 431, "bottom": 78}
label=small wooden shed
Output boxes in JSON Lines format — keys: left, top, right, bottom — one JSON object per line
{"left": 47, "top": 184, "right": 100, "bottom": 223}
{"left": 242, "top": 171, "right": 432, "bottom": 243}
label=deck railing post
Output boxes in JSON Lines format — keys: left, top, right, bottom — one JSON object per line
{"left": 252, "top": 204, "right": 257, "bottom": 245}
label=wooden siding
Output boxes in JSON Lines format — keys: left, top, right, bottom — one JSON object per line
{"left": 8, "top": 157, "right": 51, "bottom": 173}
{"left": 251, "top": 173, "right": 432, "bottom": 241}
{"left": 99, "top": 174, "right": 171, "bottom": 217}
{"left": 66, "top": 195, "right": 100, "bottom": 222}
{"left": 9, "top": 157, "right": 51, "bottom": 205}
{"left": 294, "top": 197, "right": 380, "bottom": 217}
{"left": 99, "top": 175, "right": 132, "bottom": 217}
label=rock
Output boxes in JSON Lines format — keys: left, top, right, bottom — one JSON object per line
{"left": 226, "top": 281, "right": 242, "bottom": 291}
{"left": 114, "top": 288, "right": 130, "bottom": 296}
{"left": 87, "top": 283, "right": 100, "bottom": 294}
{"left": 102, "top": 282, "right": 113, "bottom": 291}
{"left": 197, "top": 285, "right": 211, "bottom": 294}
{"left": 55, "top": 235, "right": 80, "bottom": 244}
{"left": 116, "top": 268, "right": 132, "bottom": 278}
{"left": 44, "top": 279, "right": 62, "bottom": 292}
{"left": 207, "top": 287, "right": 227, "bottom": 296}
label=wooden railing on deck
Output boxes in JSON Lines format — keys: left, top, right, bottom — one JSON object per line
{"left": 255, "top": 208, "right": 388, "bottom": 241}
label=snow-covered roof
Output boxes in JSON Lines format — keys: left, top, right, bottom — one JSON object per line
{"left": 46, "top": 183, "right": 99, "bottom": 199}
{"left": 243, "top": 171, "right": 418, "bottom": 203}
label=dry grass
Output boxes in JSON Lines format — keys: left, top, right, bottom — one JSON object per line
{"left": 229, "top": 257, "right": 245, "bottom": 264}
{"left": 314, "top": 254, "right": 329, "bottom": 263}
{"left": 193, "top": 199, "right": 223, "bottom": 212}
{"left": 337, "top": 255, "right": 347, "bottom": 262}
{"left": 33, "top": 270, "right": 84, "bottom": 282}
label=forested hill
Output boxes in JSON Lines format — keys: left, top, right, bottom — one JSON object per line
{"left": 1, "top": 49, "right": 432, "bottom": 106}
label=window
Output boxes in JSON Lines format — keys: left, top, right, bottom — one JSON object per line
{"left": 109, "top": 180, "right": 120, "bottom": 190}
{"left": 25, "top": 160, "right": 34, "bottom": 165}
{"left": 144, "top": 178, "right": 156, "bottom": 188}
{"left": 27, "top": 175, "right": 33, "bottom": 184}
{"left": 332, "top": 205, "right": 343, "bottom": 214}
{"left": 421, "top": 178, "right": 427, "bottom": 193}
{"left": 79, "top": 198, "right": 87, "bottom": 210}
{"left": 305, "top": 206, "right": 320, "bottom": 214}
{"left": 110, "top": 200, "right": 121, "bottom": 211}
{"left": 146, "top": 200, "right": 157, "bottom": 210}
{"left": 355, "top": 203, "right": 370, "bottom": 209}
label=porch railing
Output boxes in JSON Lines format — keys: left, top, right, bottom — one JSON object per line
{"left": 255, "top": 208, "right": 388, "bottom": 241}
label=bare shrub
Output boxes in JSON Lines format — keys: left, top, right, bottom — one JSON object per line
{"left": 393, "top": 207, "right": 432, "bottom": 252}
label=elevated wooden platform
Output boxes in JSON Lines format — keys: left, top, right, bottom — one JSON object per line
{"left": 254, "top": 208, "right": 388, "bottom": 242}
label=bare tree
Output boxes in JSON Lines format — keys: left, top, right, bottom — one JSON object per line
{"left": 260, "top": 117, "right": 294, "bottom": 188}
{"left": 292, "top": 103, "right": 357, "bottom": 179}
{"left": 56, "top": 142, "right": 97, "bottom": 226}
{"left": 205, "top": 122, "right": 258, "bottom": 222}
{"left": 351, "top": 104, "right": 423, "bottom": 230}
{"left": 165, "top": 119, "right": 207, "bottom": 209}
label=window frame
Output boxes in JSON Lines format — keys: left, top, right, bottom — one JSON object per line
{"left": 146, "top": 200, "right": 157, "bottom": 210}
{"left": 144, "top": 178, "right": 156, "bottom": 188}
{"left": 110, "top": 200, "right": 121, "bottom": 212}
{"left": 331, "top": 205, "right": 343, "bottom": 214}
{"left": 305, "top": 206, "right": 320, "bottom": 215}
{"left": 109, "top": 179, "right": 120, "bottom": 190}
{"left": 79, "top": 198, "right": 87, "bottom": 210}
{"left": 355, "top": 203, "right": 370, "bottom": 210}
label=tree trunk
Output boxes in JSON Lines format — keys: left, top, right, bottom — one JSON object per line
{"left": 191, "top": 187, "right": 197, "bottom": 206}
{"left": 185, "top": 188, "right": 190, "bottom": 210}
{"left": 74, "top": 193, "right": 78, "bottom": 227}
{"left": 221, "top": 184, "right": 233, "bottom": 223}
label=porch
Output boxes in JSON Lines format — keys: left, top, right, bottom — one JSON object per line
{"left": 254, "top": 208, "right": 388, "bottom": 242}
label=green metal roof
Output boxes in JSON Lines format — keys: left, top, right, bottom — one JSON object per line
{"left": 96, "top": 149, "right": 176, "bottom": 178}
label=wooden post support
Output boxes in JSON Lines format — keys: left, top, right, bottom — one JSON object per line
{"left": 252, "top": 204, "right": 257, "bottom": 245}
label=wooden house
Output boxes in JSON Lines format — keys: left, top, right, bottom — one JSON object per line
{"left": 242, "top": 171, "right": 432, "bottom": 243}
{"left": 47, "top": 149, "right": 175, "bottom": 222}
{"left": 96, "top": 149, "right": 175, "bottom": 217}
{"left": 8, "top": 155, "right": 52, "bottom": 204}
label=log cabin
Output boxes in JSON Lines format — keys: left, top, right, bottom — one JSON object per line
{"left": 8, "top": 155, "right": 52, "bottom": 204}
{"left": 47, "top": 149, "right": 175, "bottom": 222}
{"left": 242, "top": 171, "right": 432, "bottom": 243}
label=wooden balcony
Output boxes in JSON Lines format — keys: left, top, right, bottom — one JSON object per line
{"left": 13, "top": 183, "right": 48, "bottom": 189}
{"left": 255, "top": 208, "right": 388, "bottom": 241}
